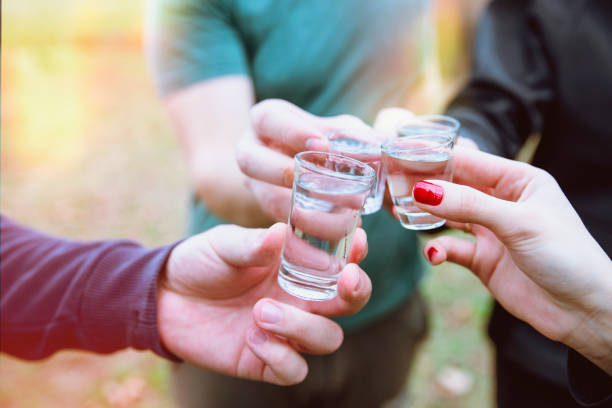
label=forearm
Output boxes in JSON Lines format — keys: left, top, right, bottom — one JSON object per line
{"left": 166, "top": 77, "right": 274, "bottom": 228}
{"left": 0, "top": 216, "right": 178, "bottom": 360}
{"left": 190, "top": 146, "right": 275, "bottom": 227}
{"left": 565, "top": 247, "right": 612, "bottom": 375}
{"left": 576, "top": 261, "right": 612, "bottom": 375}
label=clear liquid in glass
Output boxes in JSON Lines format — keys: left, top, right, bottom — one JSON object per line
{"left": 279, "top": 172, "right": 370, "bottom": 300}
{"left": 382, "top": 147, "right": 452, "bottom": 230}
{"left": 328, "top": 137, "right": 384, "bottom": 214}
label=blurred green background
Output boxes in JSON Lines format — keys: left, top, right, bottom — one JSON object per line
{"left": 1, "top": 1, "right": 494, "bottom": 407}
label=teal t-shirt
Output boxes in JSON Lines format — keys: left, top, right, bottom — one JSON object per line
{"left": 151, "top": 0, "right": 429, "bottom": 332}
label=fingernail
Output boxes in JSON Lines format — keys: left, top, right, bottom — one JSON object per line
{"left": 260, "top": 303, "right": 283, "bottom": 324}
{"left": 427, "top": 247, "right": 438, "bottom": 262}
{"left": 305, "top": 138, "right": 327, "bottom": 151}
{"left": 283, "top": 166, "right": 294, "bottom": 187}
{"left": 413, "top": 181, "right": 444, "bottom": 206}
{"left": 249, "top": 328, "right": 268, "bottom": 345}
{"left": 251, "top": 229, "right": 268, "bottom": 253}
{"left": 351, "top": 267, "right": 362, "bottom": 292}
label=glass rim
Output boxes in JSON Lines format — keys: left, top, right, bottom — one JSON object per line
{"left": 295, "top": 151, "right": 376, "bottom": 181}
{"left": 325, "top": 128, "right": 384, "bottom": 146}
{"left": 381, "top": 134, "right": 455, "bottom": 154}
{"left": 398, "top": 114, "right": 460, "bottom": 134}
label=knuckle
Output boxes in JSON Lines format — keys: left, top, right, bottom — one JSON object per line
{"left": 235, "top": 145, "right": 251, "bottom": 173}
{"left": 281, "top": 126, "right": 299, "bottom": 146}
{"left": 328, "top": 324, "right": 344, "bottom": 352}
{"left": 457, "top": 188, "right": 480, "bottom": 218}
{"left": 270, "top": 346, "right": 293, "bottom": 369}
{"left": 334, "top": 114, "right": 364, "bottom": 127}
{"left": 251, "top": 102, "right": 270, "bottom": 134}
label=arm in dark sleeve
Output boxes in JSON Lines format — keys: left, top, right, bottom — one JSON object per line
{"left": 445, "top": 0, "right": 554, "bottom": 157}
{"left": 567, "top": 348, "right": 612, "bottom": 407}
{"left": 0, "top": 215, "right": 179, "bottom": 361}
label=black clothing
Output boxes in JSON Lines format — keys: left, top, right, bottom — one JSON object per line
{"left": 446, "top": 0, "right": 612, "bottom": 406}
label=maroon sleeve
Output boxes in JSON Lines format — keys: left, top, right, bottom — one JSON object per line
{"left": 0, "top": 215, "right": 180, "bottom": 361}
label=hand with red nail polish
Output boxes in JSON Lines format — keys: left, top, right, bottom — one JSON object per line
{"left": 417, "top": 147, "right": 612, "bottom": 375}
{"left": 158, "top": 222, "right": 372, "bottom": 386}
{"left": 413, "top": 181, "right": 444, "bottom": 206}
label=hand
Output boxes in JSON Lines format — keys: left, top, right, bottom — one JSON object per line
{"left": 156, "top": 223, "right": 372, "bottom": 385}
{"left": 373, "top": 107, "right": 415, "bottom": 137}
{"left": 415, "top": 147, "right": 612, "bottom": 374}
{"left": 236, "top": 99, "right": 370, "bottom": 222}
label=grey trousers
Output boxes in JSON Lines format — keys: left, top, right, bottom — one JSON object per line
{"left": 171, "top": 292, "right": 428, "bottom": 408}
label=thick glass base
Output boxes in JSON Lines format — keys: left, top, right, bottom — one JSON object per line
{"left": 396, "top": 209, "right": 446, "bottom": 230}
{"left": 278, "top": 262, "right": 338, "bottom": 301}
{"left": 361, "top": 194, "right": 384, "bottom": 215}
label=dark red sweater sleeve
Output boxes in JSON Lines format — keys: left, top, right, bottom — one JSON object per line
{"left": 1, "top": 215, "right": 179, "bottom": 361}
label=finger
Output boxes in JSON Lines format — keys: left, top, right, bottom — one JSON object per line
{"left": 282, "top": 227, "right": 367, "bottom": 277}
{"left": 451, "top": 147, "right": 533, "bottom": 200}
{"left": 206, "top": 223, "right": 285, "bottom": 267}
{"left": 321, "top": 114, "right": 370, "bottom": 132}
{"left": 251, "top": 100, "right": 329, "bottom": 152}
{"left": 245, "top": 326, "right": 308, "bottom": 385}
{"left": 308, "top": 264, "right": 372, "bottom": 317}
{"left": 454, "top": 137, "right": 479, "bottom": 151}
{"left": 282, "top": 232, "right": 339, "bottom": 272}
{"left": 237, "top": 139, "right": 295, "bottom": 188}
{"left": 253, "top": 299, "right": 343, "bottom": 355}
{"left": 290, "top": 205, "right": 362, "bottom": 242}
{"left": 445, "top": 220, "right": 475, "bottom": 235}
{"left": 412, "top": 179, "right": 519, "bottom": 238}
{"left": 347, "top": 228, "right": 368, "bottom": 264}
{"left": 247, "top": 178, "right": 292, "bottom": 221}
{"left": 423, "top": 235, "right": 477, "bottom": 268}
{"left": 373, "top": 107, "right": 415, "bottom": 137}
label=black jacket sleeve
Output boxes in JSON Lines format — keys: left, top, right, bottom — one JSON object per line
{"left": 0, "top": 215, "right": 179, "bottom": 361}
{"left": 446, "top": 0, "right": 555, "bottom": 156}
{"left": 568, "top": 348, "right": 612, "bottom": 407}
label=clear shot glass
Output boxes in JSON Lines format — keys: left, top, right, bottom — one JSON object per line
{"left": 278, "top": 151, "right": 376, "bottom": 301}
{"left": 381, "top": 133, "right": 454, "bottom": 230}
{"left": 398, "top": 115, "right": 460, "bottom": 140}
{"left": 327, "top": 128, "right": 385, "bottom": 215}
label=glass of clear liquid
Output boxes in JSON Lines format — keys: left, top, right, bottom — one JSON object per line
{"left": 278, "top": 151, "right": 376, "bottom": 301}
{"left": 381, "top": 133, "right": 454, "bottom": 230}
{"left": 327, "top": 128, "right": 385, "bottom": 215}
{"left": 398, "top": 115, "right": 460, "bottom": 140}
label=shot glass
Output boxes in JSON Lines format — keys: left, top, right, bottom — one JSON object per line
{"left": 381, "top": 133, "right": 454, "bottom": 230}
{"left": 327, "top": 128, "right": 385, "bottom": 214}
{"left": 278, "top": 151, "right": 376, "bottom": 301}
{"left": 398, "top": 114, "right": 460, "bottom": 140}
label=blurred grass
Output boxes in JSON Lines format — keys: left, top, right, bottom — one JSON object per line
{"left": 1, "top": 1, "right": 493, "bottom": 407}
{"left": 408, "top": 232, "right": 494, "bottom": 408}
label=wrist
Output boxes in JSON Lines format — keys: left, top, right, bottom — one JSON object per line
{"left": 566, "top": 255, "right": 612, "bottom": 375}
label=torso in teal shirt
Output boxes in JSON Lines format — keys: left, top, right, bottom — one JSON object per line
{"left": 153, "top": 0, "right": 429, "bottom": 331}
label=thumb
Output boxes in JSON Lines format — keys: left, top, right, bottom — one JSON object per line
{"left": 205, "top": 222, "right": 286, "bottom": 268}
{"left": 412, "top": 180, "right": 518, "bottom": 237}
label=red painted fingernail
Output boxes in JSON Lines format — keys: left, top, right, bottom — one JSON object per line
{"left": 427, "top": 247, "right": 438, "bottom": 262}
{"left": 413, "top": 181, "right": 444, "bottom": 206}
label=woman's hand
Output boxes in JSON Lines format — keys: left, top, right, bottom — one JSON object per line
{"left": 416, "top": 147, "right": 612, "bottom": 374}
